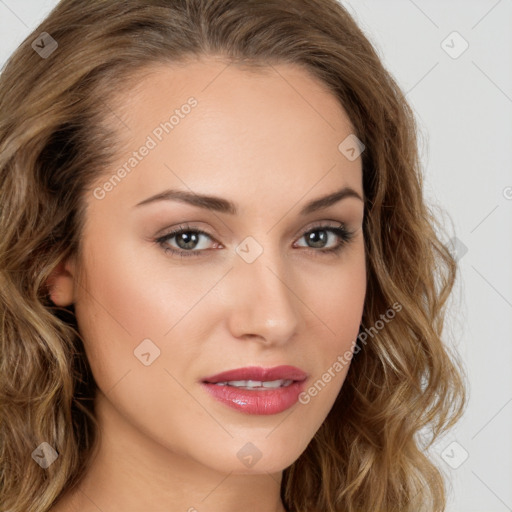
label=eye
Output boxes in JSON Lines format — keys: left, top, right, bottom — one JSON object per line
{"left": 155, "top": 224, "right": 217, "bottom": 258}
{"left": 293, "top": 224, "right": 355, "bottom": 255}
{"left": 155, "top": 223, "right": 355, "bottom": 258}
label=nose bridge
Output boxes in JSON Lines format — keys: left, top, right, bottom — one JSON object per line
{"left": 227, "top": 239, "right": 300, "bottom": 343}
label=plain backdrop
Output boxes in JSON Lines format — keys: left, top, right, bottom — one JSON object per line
{"left": 1, "top": 1, "right": 511, "bottom": 511}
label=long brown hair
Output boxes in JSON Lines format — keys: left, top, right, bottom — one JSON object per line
{"left": 0, "top": 1, "right": 466, "bottom": 511}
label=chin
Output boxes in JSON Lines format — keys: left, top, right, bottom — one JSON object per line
{"left": 203, "top": 438, "right": 307, "bottom": 476}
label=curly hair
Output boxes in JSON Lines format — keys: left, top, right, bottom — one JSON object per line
{"left": 0, "top": 1, "right": 466, "bottom": 511}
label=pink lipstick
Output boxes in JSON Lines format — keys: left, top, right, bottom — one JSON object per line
{"left": 201, "top": 365, "right": 308, "bottom": 415}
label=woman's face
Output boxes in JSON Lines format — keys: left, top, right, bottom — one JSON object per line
{"left": 58, "top": 58, "right": 366, "bottom": 475}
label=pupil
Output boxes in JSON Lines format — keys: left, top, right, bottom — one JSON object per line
{"left": 177, "top": 232, "right": 198, "bottom": 249}
{"left": 308, "top": 230, "right": 327, "bottom": 248}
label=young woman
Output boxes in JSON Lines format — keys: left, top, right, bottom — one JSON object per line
{"left": 0, "top": 1, "right": 466, "bottom": 511}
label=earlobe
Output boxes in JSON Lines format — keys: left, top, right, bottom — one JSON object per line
{"left": 46, "top": 256, "right": 77, "bottom": 306}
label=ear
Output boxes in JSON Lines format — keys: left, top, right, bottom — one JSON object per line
{"left": 46, "top": 256, "right": 77, "bottom": 306}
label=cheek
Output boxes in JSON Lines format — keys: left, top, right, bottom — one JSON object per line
{"left": 72, "top": 232, "right": 226, "bottom": 391}
{"left": 324, "top": 265, "right": 366, "bottom": 339}
{"left": 71, "top": 240, "right": 214, "bottom": 457}
{"left": 303, "top": 243, "right": 366, "bottom": 351}
{"left": 74, "top": 223, "right": 202, "bottom": 337}
{"left": 295, "top": 245, "right": 366, "bottom": 413}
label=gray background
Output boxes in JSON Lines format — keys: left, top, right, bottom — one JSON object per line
{"left": 1, "top": 1, "right": 511, "bottom": 511}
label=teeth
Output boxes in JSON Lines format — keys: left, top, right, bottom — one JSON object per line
{"left": 261, "top": 379, "right": 293, "bottom": 388}
{"left": 213, "top": 379, "right": 293, "bottom": 389}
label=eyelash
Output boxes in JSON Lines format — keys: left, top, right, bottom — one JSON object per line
{"left": 155, "top": 223, "right": 355, "bottom": 259}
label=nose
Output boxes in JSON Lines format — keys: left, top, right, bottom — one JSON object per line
{"left": 225, "top": 248, "right": 301, "bottom": 347}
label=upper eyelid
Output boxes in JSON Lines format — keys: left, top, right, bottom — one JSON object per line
{"left": 160, "top": 221, "right": 346, "bottom": 239}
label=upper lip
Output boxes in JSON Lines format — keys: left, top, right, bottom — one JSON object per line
{"left": 202, "top": 365, "right": 308, "bottom": 384}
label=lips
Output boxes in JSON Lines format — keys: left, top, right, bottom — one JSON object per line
{"left": 202, "top": 365, "right": 308, "bottom": 384}
{"left": 200, "top": 365, "right": 308, "bottom": 415}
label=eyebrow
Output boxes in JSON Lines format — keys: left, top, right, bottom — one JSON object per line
{"left": 134, "top": 186, "right": 363, "bottom": 215}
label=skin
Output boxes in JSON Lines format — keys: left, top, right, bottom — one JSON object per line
{"left": 48, "top": 57, "right": 366, "bottom": 512}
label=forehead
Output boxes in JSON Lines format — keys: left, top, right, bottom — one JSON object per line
{"left": 89, "top": 57, "right": 363, "bottom": 215}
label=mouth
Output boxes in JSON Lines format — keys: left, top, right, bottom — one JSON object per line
{"left": 207, "top": 378, "right": 295, "bottom": 390}
{"left": 200, "top": 365, "right": 308, "bottom": 415}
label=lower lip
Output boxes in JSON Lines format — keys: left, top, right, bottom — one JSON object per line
{"left": 201, "top": 381, "right": 305, "bottom": 415}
